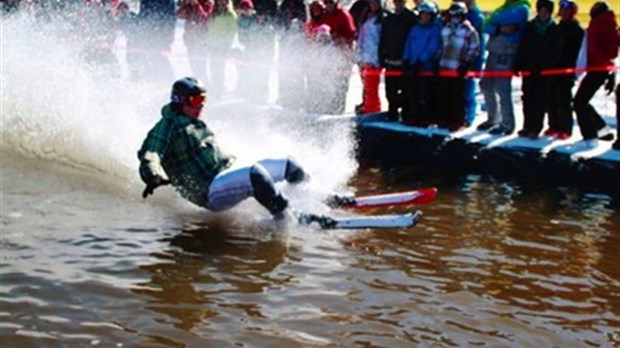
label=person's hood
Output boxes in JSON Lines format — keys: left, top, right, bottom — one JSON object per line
{"left": 591, "top": 10, "right": 617, "bottom": 27}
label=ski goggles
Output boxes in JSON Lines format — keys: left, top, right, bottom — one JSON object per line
{"left": 187, "top": 94, "right": 206, "bottom": 108}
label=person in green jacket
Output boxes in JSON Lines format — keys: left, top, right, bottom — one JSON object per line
{"left": 138, "top": 77, "right": 307, "bottom": 217}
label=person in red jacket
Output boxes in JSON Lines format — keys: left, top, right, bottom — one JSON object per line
{"left": 319, "top": 0, "right": 356, "bottom": 114}
{"left": 178, "top": 0, "right": 214, "bottom": 81}
{"left": 573, "top": 1, "right": 618, "bottom": 147}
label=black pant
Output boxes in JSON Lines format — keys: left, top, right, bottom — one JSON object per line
{"left": 616, "top": 83, "right": 620, "bottom": 133}
{"left": 549, "top": 75, "right": 575, "bottom": 134}
{"left": 436, "top": 75, "right": 466, "bottom": 128}
{"left": 385, "top": 66, "right": 407, "bottom": 120}
{"left": 403, "top": 74, "right": 437, "bottom": 125}
{"left": 522, "top": 76, "right": 552, "bottom": 134}
{"left": 574, "top": 72, "right": 609, "bottom": 140}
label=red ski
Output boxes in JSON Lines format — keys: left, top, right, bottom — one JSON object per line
{"left": 326, "top": 187, "right": 438, "bottom": 209}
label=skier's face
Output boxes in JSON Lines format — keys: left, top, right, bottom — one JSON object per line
{"left": 183, "top": 94, "right": 206, "bottom": 119}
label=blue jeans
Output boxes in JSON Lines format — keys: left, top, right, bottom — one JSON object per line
{"left": 479, "top": 52, "right": 515, "bottom": 130}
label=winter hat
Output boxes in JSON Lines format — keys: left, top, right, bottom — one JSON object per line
{"left": 536, "top": 0, "right": 554, "bottom": 13}
{"left": 240, "top": 0, "right": 254, "bottom": 10}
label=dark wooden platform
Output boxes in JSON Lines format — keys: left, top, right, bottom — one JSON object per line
{"left": 350, "top": 113, "right": 620, "bottom": 193}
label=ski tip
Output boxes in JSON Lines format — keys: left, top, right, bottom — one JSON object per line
{"left": 414, "top": 188, "right": 438, "bottom": 205}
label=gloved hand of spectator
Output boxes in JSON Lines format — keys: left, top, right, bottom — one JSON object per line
{"left": 142, "top": 175, "right": 170, "bottom": 199}
{"left": 604, "top": 73, "right": 616, "bottom": 95}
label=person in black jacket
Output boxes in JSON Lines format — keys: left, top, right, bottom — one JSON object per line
{"left": 514, "top": 0, "right": 563, "bottom": 139}
{"left": 546, "top": 0, "right": 584, "bottom": 140}
{"left": 378, "top": 0, "right": 417, "bottom": 120}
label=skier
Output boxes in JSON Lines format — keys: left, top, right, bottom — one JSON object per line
{"left": 138, "top": 77, "right": 307, "bottom": 218}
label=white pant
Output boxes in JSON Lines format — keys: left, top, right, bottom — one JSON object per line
{"left": 205, "top": 158, "right": 288, "bottom": 212}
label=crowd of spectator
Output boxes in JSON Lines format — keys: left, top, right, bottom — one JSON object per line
{"left": 2, "top": 0, "right": 618, "bottom": 149}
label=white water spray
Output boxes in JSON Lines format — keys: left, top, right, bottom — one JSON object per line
{"left": 1, "top": 10, "right": 358, "bottom": 207}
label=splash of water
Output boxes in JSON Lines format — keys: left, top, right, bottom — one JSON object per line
{"left": 0, "top": 10, "right": 358, "bottom": 204}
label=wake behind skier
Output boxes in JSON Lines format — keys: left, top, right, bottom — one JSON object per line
{"left": 137, "top": 77, "right": 307, "bottom": 217}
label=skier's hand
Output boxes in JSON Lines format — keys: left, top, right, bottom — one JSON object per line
{"left": 142, "top": 175, "right": 170, "bottom": 199}
{"left": 605, "top": 73, "right": 616, "bottom": 95}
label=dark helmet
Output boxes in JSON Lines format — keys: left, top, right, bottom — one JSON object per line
{"left": 536, "top": 0, "right": 554, "bottom": 13}
{"left": 170, "top": 77, "right": 206, "bottom": 104}
{"left": 589, "top": 1, "right": 609, "bottom": 18}
{"left": 448, "top": 1, "right": 468, "bottom": 15}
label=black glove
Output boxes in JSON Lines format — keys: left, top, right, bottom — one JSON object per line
{"left": 605, "top": 73, "right": 616, "bottom": 95}
{"left": 142, "top": 175, "right": 170, "bottom": 199}
{"left": 457, "top": 63, "right": 470, "bottom": 78}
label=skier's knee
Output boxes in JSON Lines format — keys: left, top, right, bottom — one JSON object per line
{"left": 285, "top": 157, "right": 307, "bottom": 184}
{"left": 250, "top": 164, "right": 288, "bottom": 215}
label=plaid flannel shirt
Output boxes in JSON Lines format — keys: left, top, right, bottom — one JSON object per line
{"left": 138, "top": 103, "right": 233, "bottom": 206}
{"left": 439, "top": 20, "right": 480, "bottom": 70}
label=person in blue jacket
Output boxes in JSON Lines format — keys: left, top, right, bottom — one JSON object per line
{"left": 477, "top": 0, "right": 530, "bottom": 135}
{"left": 402, "top": 1, "right": 442, "bottom": 126}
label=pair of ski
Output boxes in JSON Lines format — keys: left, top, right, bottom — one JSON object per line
{"left": 297, "top": 187, "right": 437, "bottom": 230}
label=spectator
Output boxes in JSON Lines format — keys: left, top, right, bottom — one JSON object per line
{"left": 278, "top": 18, "right": 306, "bottom": 109}
{"left": 304, "top": 24, "right": 344, "bottom": 114}
{"left": 378, "top": 0, "right": 416, "bottom": 121}
{"left": 546, "top": 0, "right": 584, "bottom": 140}
{"left": 477, "top": 0, "right": 530, "bottom": 135}
{"left": 402, "top": 1, "right": 441, "bottom": 126}
{"left": 79, "top": 0, "right": 119, "bottom": 75}
{"left": 117, "top": 1, "right": 143, "bottom": 80}
{"left": 320, "top": 0, "right": 356, "bottom": 114}
{"left": 437, "top": 1, "right": 480, "bottom": 132}
{"left": 276, "top": 0, "right": 306, "bottom": 30}
{"left": 614, "top": 83, "right": 620, "bottom": 150}
{"left": 514, "top": 0, "right": 562, "bottom": 139}
{"left": 349, "top": 0, "right": 369, "bottom": 35}
{"left": 138, "top": 0, "right": 176, "bottom": 82}
{"left": 139, "top": 0, "right": 176, "bottom": 51}
{"left": 573, "top": 1, "right": 618, "bottom": 147}
{"left": 356, "top": 0, "right": 384, "bottom": 114}
{"left": 252, "top": 0, "right": 277, "bottom": 23}
{"left": 237, "top": 0, "right": 276, "bottom": 102}
{"left": 205, "top": 0, "right": 237, "bottom": 97}
{"left": 305, "top": 0, "right": 325, "bottom": 38}
{"left": 462, "top": 0, "right": 485, "bottom": 126}
{"left": 177, "top": 0, "right": 214, "bottom": 82}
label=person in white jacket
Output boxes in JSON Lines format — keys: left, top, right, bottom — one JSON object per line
{"left": 355, "top": 0, "right": 384, "bottom": 114}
